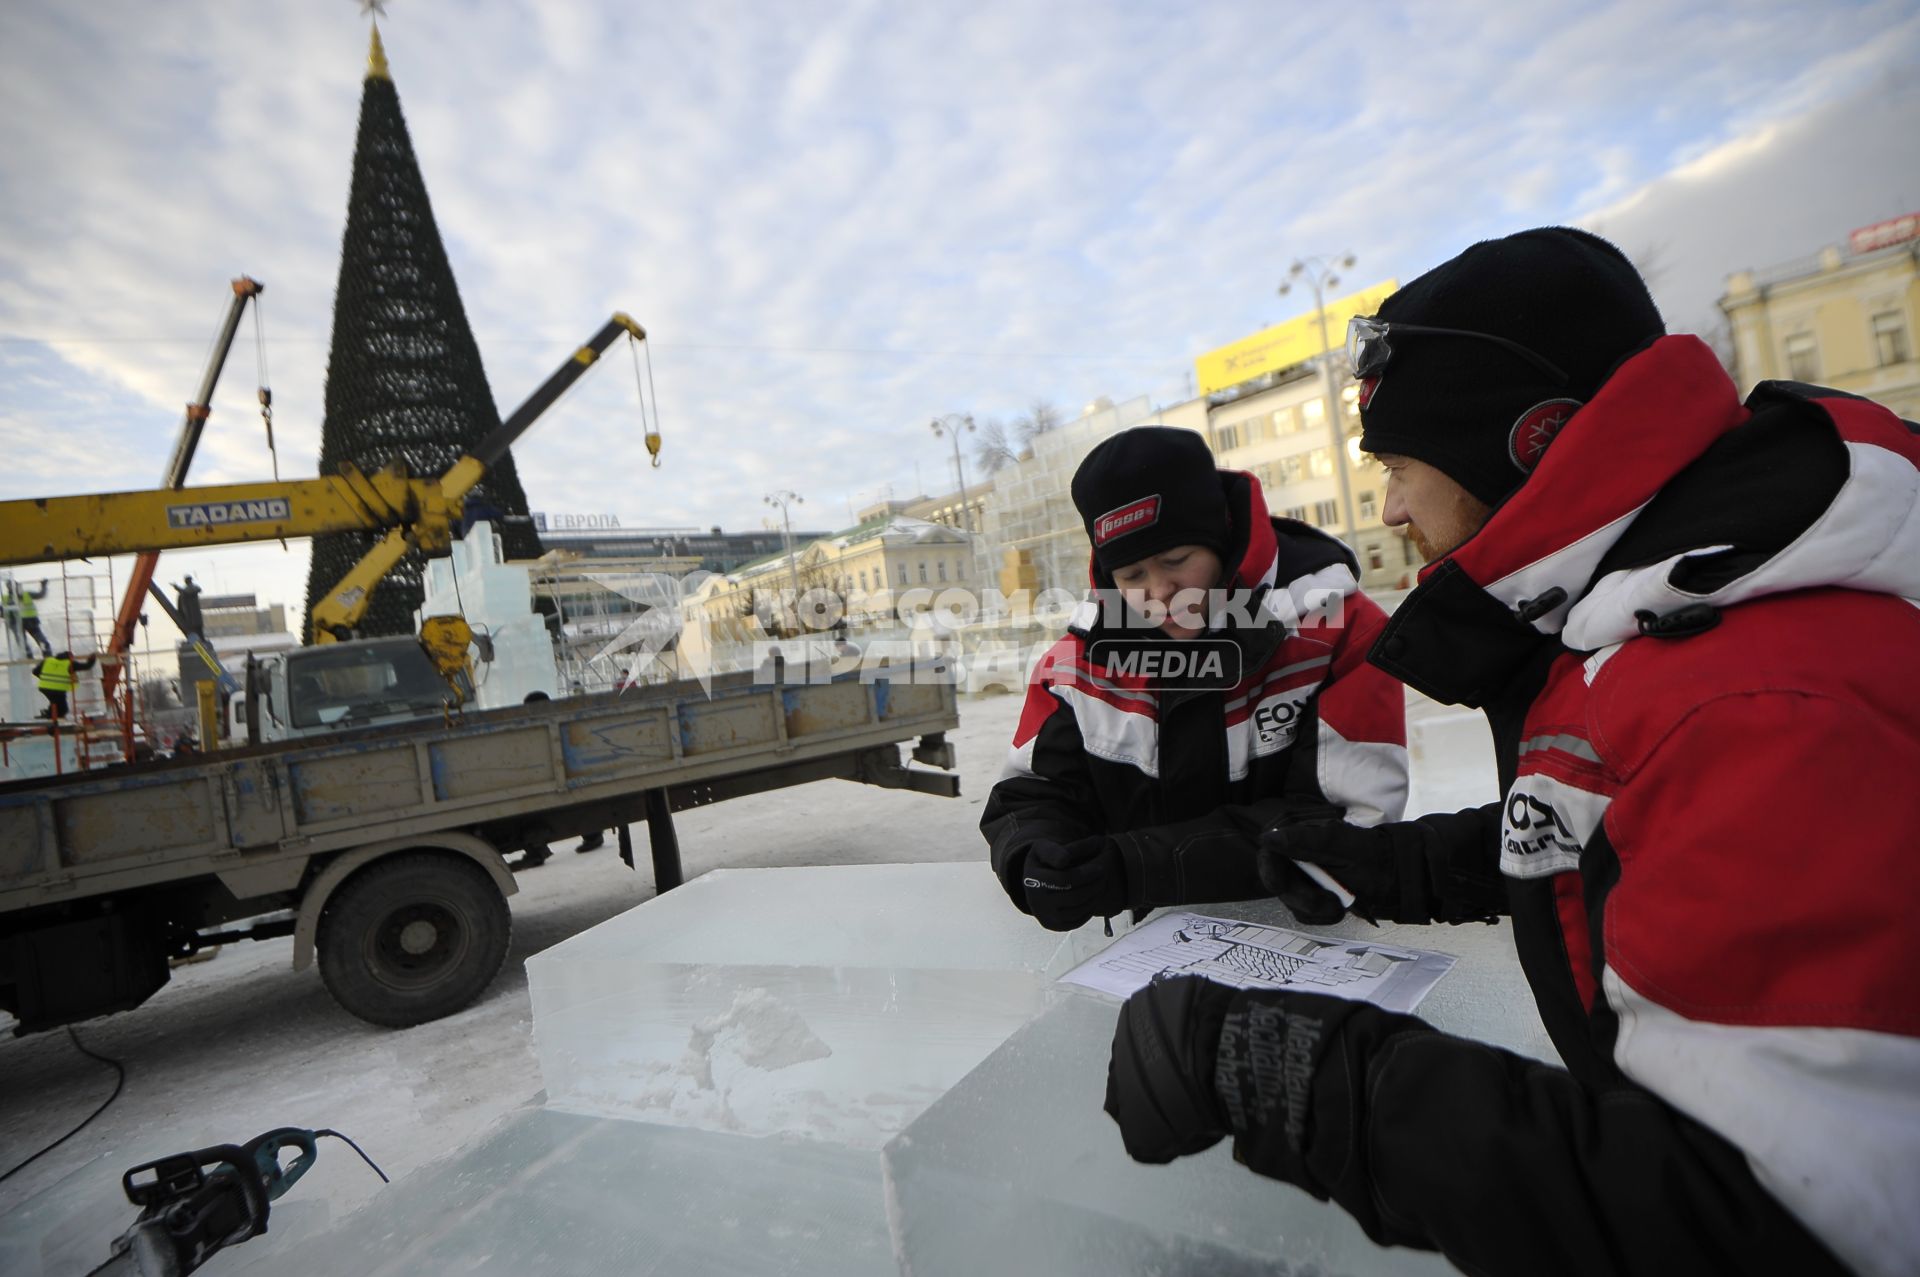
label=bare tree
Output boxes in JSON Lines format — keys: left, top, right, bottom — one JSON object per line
{"left": 1701, "top": 316, "right": 1740, "bottom": 383}
{"left": 1012, "top": 399, "right": 1062, "bottom": 450}
{"left": 1621, "top": 238, "right": 1668, "bottom": 296}
{"left": 973, "top": 416, "right": 1020, "bottom": 473}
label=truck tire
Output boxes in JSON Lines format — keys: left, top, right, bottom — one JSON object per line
{"left": 316, "top": 852, "right": 511, "bottom": 1027}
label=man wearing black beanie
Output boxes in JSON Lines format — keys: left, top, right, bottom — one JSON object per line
{"left": 980, "top": 424, "right": 1417, "bottom": 936}
{"left": 1101, "top": 227, "right": 1920, "bottom": 1277}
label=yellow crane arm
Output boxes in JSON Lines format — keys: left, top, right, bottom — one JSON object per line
{"left": 306, "top": 312, "right": 646, "bottom": 642}
{"left": 0, "top": 312, "right": 652, "bottom": 645}
{"left": 0, "top": 463, "right": 462, "bottom": 568}
{"left": 308, "top": 526, "right": 419, "bottom": 641}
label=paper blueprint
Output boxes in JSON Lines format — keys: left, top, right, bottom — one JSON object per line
{"left": 1060, "top": 911, "right": 1457, "bottom": 1014}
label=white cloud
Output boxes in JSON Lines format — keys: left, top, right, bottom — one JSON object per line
{"left": 3, "top": 0, "right": 1916, "bottom": 620}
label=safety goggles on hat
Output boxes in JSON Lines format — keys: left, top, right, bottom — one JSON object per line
{"left": 1347, "top": 315, "right": 1569, "bottom": 385}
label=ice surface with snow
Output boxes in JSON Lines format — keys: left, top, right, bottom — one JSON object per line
{"left": 883, "top": 898, "right": 1558, "bottom": 1276}
{"left": 526, "top": 862, "right": 1118, "bottom": 1148}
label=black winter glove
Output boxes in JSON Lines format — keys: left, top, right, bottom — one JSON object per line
{"left": 1253, "top": 846, "right": 1350, "bottom": 926}
{"left": 1258, "top": 822, "right": 1390, "bottom": 924}
{"left": 1102, "top": 975, "right": 1235, "bottom": 1162}
{"left": 1213, "top": 988, "right": 1432, "bottom": 1242}
{"left": 1022, "top": 836, "right": 1128, "bottom": 932}
{"left": 1258, "top": 811, "right": 1508, "bottom": 927}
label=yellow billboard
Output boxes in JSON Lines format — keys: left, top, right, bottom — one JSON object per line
{"left": 1195, "top": 279, "right": 1399, "bottom": 395}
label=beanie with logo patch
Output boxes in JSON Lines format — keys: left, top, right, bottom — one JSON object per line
{"left": 1356, "top": 226, "right": 1664, "bottom": 507}
{"left": 1071, "top": 426, "right": 1230, "bottom": 576}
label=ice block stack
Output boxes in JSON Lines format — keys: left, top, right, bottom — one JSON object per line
{"left": 526, "top": 862, "right": 1116, "bottom": 1149}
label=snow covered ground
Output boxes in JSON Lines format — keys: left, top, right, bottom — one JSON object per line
{"left": 0, "top": 686, "right": 1496, "bottom": 1274}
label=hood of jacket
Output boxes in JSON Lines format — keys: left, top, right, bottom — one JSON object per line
{"left": 1372, "top": 335, "right": 1920, "bottom": 706}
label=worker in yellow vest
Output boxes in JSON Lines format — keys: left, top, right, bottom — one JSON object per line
{"left": 33, "top": 650, "right": 97, "bottom": 720}
{"left": 4, "top": 577, "right": 53, "bottom": 657}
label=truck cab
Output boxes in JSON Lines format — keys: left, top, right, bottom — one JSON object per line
{"left": 245, "top": 637, "right": 462, "bottom": 744}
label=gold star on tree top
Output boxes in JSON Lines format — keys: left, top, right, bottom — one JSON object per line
{"left": 361, "top": 0, "right": 392, "bottom": 81}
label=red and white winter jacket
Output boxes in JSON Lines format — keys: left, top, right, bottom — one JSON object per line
{"left": 1364, "top": 336, "right": 1920, "bottom": 1276}
{"left": 982, "top": 468, "right": 1409, "bottom": 914}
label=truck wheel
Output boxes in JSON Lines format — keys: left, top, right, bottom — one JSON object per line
{"left": 316, "top": 852, "right": 511, "bottom": 1027}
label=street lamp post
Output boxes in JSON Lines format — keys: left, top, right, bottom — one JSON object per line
{"left": 1280, "top": 254, "right": 1361, "bottom": 557}
{"left": 928, "top": 414, "right": 976, "bottom": 533}
{"left": 764, "top": 489, "right": 804, "bottom": 632}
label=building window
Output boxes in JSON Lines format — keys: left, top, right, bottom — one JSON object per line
{"left": 1366, "top": 543, "right": 1385, "bottom": 572}
{"left": 1273, "top": 407, "right": 1299, "bottom": 435}
{"left": 1308, "top": 447, "right": 1335, "bottom": 479}
{"left": 918, "top": 561, "right": 928, "bottom": 583}
{"left": 1340, "top": 384, "right": 1361, "bottom": 421}
{"left": 1358, "top": 489, "right": 1377, "bottom": 520}
{"left": 937, "top": 560, "right": 948, "bottom": 582}
{"left": 1301, "top": 398, "right": 1324, "bottom": 428}
{"left": 898, "top": 564, "right": 908, "bottom": 586}
{"left": 1216, "top": 422, "right": 1241, "bottom": 451}
{"left": 1784, "top": 332, "right": 1819, "bottom": 381}
{"left": 1240, "top": 414, "right": 1275, "bottom": 444}
{"left": 859, "top": 570, "right": 868, "bottom": 593}
{"left": 958, "top": 558, "right": 966, "bottom": 578}
{"left": 1283, "top": 505, "right": 1308, "bottom": 523}
{"left": 1874, "top": 311, "right": 1911, "bottom": 366}
{"left": 1314, "top": 499, "right": 1340, "bottom": 527}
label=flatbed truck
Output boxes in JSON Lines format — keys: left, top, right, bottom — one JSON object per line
{"left": 0, "top": 663, "right": 958, "bottom": 1032}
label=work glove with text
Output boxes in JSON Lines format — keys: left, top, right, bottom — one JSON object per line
{"left": 1022, "top": 836, "right": 1128, "bottom": 932}
{"left": 1107, "top": 977, "right": 1433, "bottom": 1242}
{"left": 1102, "top": 975, "right": 1234, "bottom": 1163}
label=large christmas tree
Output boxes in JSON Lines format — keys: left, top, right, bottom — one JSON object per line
{"left": 303, "top": 25, "right": 542, "bottom": 641}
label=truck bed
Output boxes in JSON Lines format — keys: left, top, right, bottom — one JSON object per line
{"left": 0, "top": 667, "right": 959, "bottom": 913}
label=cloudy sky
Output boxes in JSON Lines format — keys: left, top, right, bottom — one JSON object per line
{"left": 2, "top": 0, "right": 1917, "bottom": 624}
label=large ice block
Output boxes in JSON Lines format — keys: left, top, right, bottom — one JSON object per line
{"left": 527, "top": 862, "right": 1114, "bottom": 1149}
{"left": 1406, "top": 701, "right": 1499, "bottom": 817}
{"left": 227, "top": 1110, "right": 897, "bottom": 1277}
{"left": 884, "top": 901, "right": 1560, "bottom": 1276}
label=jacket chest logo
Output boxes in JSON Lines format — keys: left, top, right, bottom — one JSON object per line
{"left": 1247, "top": 690, "right": 1311, "bottom": 753}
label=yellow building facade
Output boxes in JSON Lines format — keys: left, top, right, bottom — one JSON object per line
{"left": 1720, "top": 219, "right": 1920, "bottom": 421}
{"left": 1200, "top": 373, "right": 1415, "bottom": 593}
{"left": 690, "top": 516, "right": 976, "bottom": 634}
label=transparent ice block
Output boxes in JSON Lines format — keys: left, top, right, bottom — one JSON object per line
{"left": 884, "top": 901, "right": 1560, "bottom": 1276}
{"left": 1406, "top": 705, "right": 1500, "bottom": 817}
{"left": 526, "top": 863, "right": 1115, "bottom": 1149}
{"left": 227, "top": 1110, "right": 897, "bottom": 1277}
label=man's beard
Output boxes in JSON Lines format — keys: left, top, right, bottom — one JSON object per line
{"left": 1407, "top": 500, "right": 1490, "bottom": 562}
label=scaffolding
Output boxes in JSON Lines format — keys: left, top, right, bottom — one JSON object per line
{"left": 1, "top": 565, "right": 175, "bottom": 778}
{"left": 975, "top": 395, "right": 1155, "bottom": 607}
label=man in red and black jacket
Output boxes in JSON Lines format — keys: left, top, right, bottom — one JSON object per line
{"left": 1103, "top": 228, "right": 1919, "bottom": 1276}
{"left": 981, "top": 425, "right": 1414, "bottom": 932}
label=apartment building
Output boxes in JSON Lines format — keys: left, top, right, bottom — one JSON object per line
{"left": 1720, "top": 213, "right": 1920, "bottom": 421}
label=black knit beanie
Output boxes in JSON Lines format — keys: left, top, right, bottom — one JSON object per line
{"left": 1071, "top": 426, "right": 1230, "bottom": 574}
{"left": 1356, "top": 227, "right": 1664, "bottom": 506}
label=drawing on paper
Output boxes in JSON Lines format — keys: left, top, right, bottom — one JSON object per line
{"left": 1060, "top": 912, "right": 1455, "bottom": 1014}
